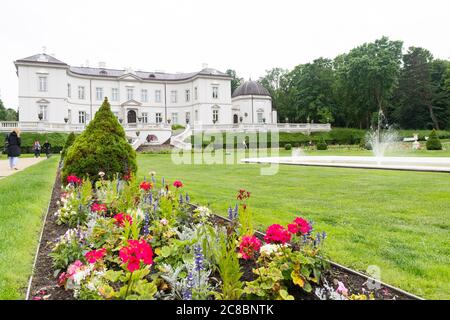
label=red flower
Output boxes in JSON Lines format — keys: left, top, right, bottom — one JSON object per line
{"left": 85, "top": 248, "right": 107, "bottom": 264}
{"left": 288, "top": 217, "right": 312, "bottom": 235}
{"left": 119, "top": 239, "right": 153, "bottom": 272}
{"left": 264, "top": 224, "right": 291, "bottom": 244}
{"left": 239, "top": 235, "right": 262, "bottom": 260}
{"left": 173, "top": 180, "right": 183, "bottom": 188}
{"left": 67, "top": 175, "right": 81, "bottom": 185}
{"left": 91, "top": 203, "right": 107, "bottom": 213}
{"left": 237, "top": 189, "right": 251, "bottom": 200}
{"left": 140, "top": 181, "right": 152, "bottom": 191}
{"left": 114, "top": 213, "right": 133, "bottom": 227}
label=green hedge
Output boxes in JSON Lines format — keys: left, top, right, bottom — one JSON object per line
{"left": 188, "top": 128, "right": 450, "bottom": 149}
{"left": 0, "top": 132, "right": 69, "bottom": 154}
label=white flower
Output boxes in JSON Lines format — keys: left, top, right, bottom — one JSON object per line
{"left": 160, "top": 218, "right": 168, "bottom": 226}
{"left": 259, "top": 243, "right": 282, "bottom": 256}
{"left": 98, "top": 171, "right": 105, "bottom": 178}
{"left": 149, "top": 171, "right": 156, "bottom": 176}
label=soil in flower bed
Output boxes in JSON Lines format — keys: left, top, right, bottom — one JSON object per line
{"left": 29, "top": 165, "right": 73, "bottom": 300}
{"left": 29, "top": 169, "right": 416, "bottom": 300}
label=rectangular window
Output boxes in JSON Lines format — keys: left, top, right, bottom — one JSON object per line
{"left": 111, "top": 88, "right": 119, "bottom": 101}
{"left": 127, "top": 88, "right": 134, "bottom": 101}
{"left": 79, "top": 111, "right": 86, "bottom": 124}
{"left": 78, "top": 86, "right": 85, "bottom": 99}
{"left": 185, "top": 112, "right": 190, "bottom": 124}
{"left": 39, "top": 105, "right": 48, "bottom": 120}
{"left": 213, "top": 109, "right": 219, "bottom": 123}
{"left": 141, "top": 89, "right": 148, "bottom": 102}
{"left": 38, "top": 76, "right": 48, "bottom": 92}
{"left": 170, "top": 90, "right": 177, "bottom": 103}
{"left": 96, "top": 87, "right": 103, "bottom": 101}
{"left": 155, "top": 113, "right": 162, "bottom": 124}
{"left": 212, "top": 86, "right": 219, "bottom": 99}
{"left": 155, "top": 90, "right": 161, "bottom": 102}
{"left": 67, "top": 109, "right": 72, "bottom": 123}
{"left": 141, "top": 112, "right": 148, "bottom": 123}
{"left": 257, "top": 112, "right": 264, "bottom": 123}
{"left": 67, "top": 84, "right": 71, "bottom": 97}
{"left": 185, "top": 89, "right": 190, "bottom": 102}
{"left": 171, "top": 112, "right": 178, "bottom": 124}
{"left": 194, "top": 87, "right": 198, "bottom": 100}
{"left": 195, "top": 110, "right": 198, "bottom": 121}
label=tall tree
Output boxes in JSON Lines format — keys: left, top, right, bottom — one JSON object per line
{"left": 226, "top": 69, "right": 243, "bottom": 95}
{"left": 289, "top": 58, "right": 336, "bottom": 123}
{"left": 0, "top": 99, "right": 18, "bottom": 121}
{"left": 337, "top": 37, "right": 403, "bottom": 128}
{"left": 430, "top": 59, "right": 450, "bottom": 129}
{"left": 258, "top": 68, "right": 289, "bottom": 122}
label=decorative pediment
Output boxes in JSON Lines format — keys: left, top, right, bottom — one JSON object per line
{"left": 36, "top": 98, "right": 50, "bottom": 104}
{"left": 211, "top": 104, "right": 221, "bottom": 109}
{"left": 121, "top": 99, "right": 142, "bottom": 107}
{"left": 118, "top": 73, "right": 141, "bottom": 81}
{"left": 257, "top": 108, "right": 265, "bottom": 112}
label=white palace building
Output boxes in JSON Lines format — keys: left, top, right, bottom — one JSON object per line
{"left": 1, "top": 53, "right": 330, "bottom": 148}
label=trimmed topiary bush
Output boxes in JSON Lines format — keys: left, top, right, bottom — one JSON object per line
{"left": 62, "top": 98, "right": 137, "bottom": 183}
{"left": 61, "top": 132, "right": 77, "bottom": 159}
{"left": 284, "top": 143, "right": 292, "bottom": 150}
{"left": 426, "top": 129, "right": 442, "bottom": 150}
{"left": 316, "top": 137, "right": 328, "bottom": 150}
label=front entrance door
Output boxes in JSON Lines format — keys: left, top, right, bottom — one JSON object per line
{"left": 233, "top": 114, "right": 239, "bottom": 124}
{"left": 127, "top": 110, "right": 137, "bottom": 123}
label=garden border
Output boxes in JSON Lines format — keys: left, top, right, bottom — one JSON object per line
{"left": 25, "top": 174, "right": 424, "bottom": 300}
{"left": 25, "top": 165, "right": 58, "bottom": 300}
{"left": 211, "top": 213, "right": 424, "bottom": 300}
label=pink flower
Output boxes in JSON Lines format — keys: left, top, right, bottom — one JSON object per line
{"left": 288, "top": 217, "right": 312, "bottom": 235}
{"left": 67, "top": 260, "right": 84, "bottom": 277}
{"left": 239, "top": 235, "right": 262, "bottom": 260}
{"left": 336, "top": 281, "right": 348, "bottom": 295}
{"left": 160, "top": 218, "right": 168, "bottom": 226}
{"left": 264, "top": 224, "right": 291, "bottom": 244}
{"left": 91, "top": 203, "right": 107, "bottom": 213}
{"left": 114, "top": 213, "right": 133, "bottom": 227}
{"left": 119, "top": 239, "right": 153, "bottom": 272}
{"left": 58, "top": 272, "right": 68, "bottom": 287}
{"left": 85, "top": 248, "right": 107, "bottom": 264}
{"left": 173, "top": 180, "right": 183, "bottom": 188}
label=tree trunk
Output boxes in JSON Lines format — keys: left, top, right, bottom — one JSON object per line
{"left": 427, "top": 104, "right": 440, "bottom": 130}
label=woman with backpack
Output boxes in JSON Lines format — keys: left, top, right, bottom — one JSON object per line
{"left": 5, "top": 128, "right": 22, "bottom": 170}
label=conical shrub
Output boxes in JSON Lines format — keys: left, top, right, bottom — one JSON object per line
{"left": 61, "top": 132, "right": 76, "bottom": 159}
{"left": 62, "top": 98, "right": 137, "bottom": 183}
{"left": 426, "top": 129, "right": 442, "bottom": 150}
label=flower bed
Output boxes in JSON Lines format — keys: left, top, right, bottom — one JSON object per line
{"left": 29, "top": 169, "right": 417, "bottom": 300}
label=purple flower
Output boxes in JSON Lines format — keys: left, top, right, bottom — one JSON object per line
{"left": 185, "top": 193, "right": 190, "bottom": 203}
{"left": 194, "top": 244, "right": 204, "bottom": 271}
{"left": 228, "top": 207, "right": 233, "bottom": 220}
{"left": 179, "top": 193, "right": 183, "bottom": 204}
{"left": 182, "top": 272, "right": 194, "bottom": 300}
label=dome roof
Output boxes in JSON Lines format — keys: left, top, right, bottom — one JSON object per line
{"left": 232, "top": 81, "right": 270, "bottom": 98}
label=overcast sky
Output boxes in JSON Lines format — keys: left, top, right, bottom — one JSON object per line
{"left": 1, "top": 0, "right": 449, "bottom": 109}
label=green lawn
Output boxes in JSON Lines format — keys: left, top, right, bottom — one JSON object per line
{"left": 0, "top": 157, "right": 59, "bottom": 299}
{"left": 137, "top": 151, "right": 450, "bottom": 299}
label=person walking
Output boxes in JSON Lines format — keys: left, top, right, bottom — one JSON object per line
{"left": 33, "top": 140, "right": 41, "bottom": 158}
{"left": 5, "top": 128, "right": 21, "bottom": 170}
{"left": 43, "top": 140, "right": 51, "bottom": 158}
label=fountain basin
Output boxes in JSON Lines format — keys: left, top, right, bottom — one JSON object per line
{"left": 242, "top": 156, "right": 450, "bottom": 172}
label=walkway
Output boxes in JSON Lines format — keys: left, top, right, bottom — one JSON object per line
{"left": 0, "top": 157, "right": 46, "bottom": 179}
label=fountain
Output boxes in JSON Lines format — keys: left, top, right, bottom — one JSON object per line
{"left": 242, "top": 109, "right": 450, "bottom": 173}
{"left": 366, "top": 108, "right": 399, "bottom": 162}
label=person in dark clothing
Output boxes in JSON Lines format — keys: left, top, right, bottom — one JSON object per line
{"left": 43, "top": 140, "right": 51, "bottom": 158}
{"left": 5, "top": 128, "right": 21, "bottom": 170}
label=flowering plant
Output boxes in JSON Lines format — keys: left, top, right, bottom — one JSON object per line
{"left": 113, "top": 213, "right": 133, "bottom": 227}
{"left": 173, "top": 180, "right": 183, "bottom": 188}
{"left": 119, "top": 239, "right": 154, "bottom": 272}
{"left": 239, "top": 235, "right": 262, "bottom": 260}
{"left": 67, "top": 175, "right": 82, "bottom": 185}
{"left": 288, "top": 217, "right": 312, "bottom": 235}
{"left": 91, "top": 203, "right": 107, "bottom": 214}
{"left": 263, "top": 224, "right": 291, "bottom": 244}
{"left": 85, "top": 248, "right": 107, "bottom": 264}
{"left": 139, "top": 181, "right": 152, "bottom": 191}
